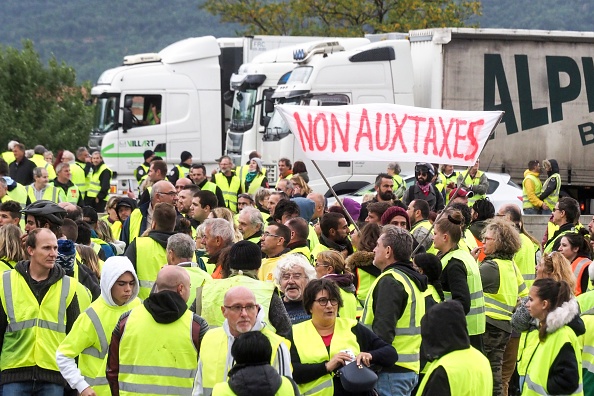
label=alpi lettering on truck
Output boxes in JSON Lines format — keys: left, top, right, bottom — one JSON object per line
{"left": 484, "top": 54, "right": 594, "bottom": 145}
{"left": 276, "top": 103, "right": 503, "bottom": 167}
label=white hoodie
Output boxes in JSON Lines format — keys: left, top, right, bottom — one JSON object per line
{"left": 192, "top": 306, "right": 292, "bottom": 396}
{"left": 56, "top": 256, "right": 141, "bottom": 394}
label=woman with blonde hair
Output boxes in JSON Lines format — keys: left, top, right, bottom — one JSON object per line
{"left": 290, "top": 175, "right": 311, "bottom": 198}
{"left": 210, "top": 207, "right": 243, "bottom": 242}
{"left": 0, "top": 224, "right": 25, "bottom": 270}
{"left": 512, "top": 251, "right": 578, "bottom": 390}
{"left": 315, "top": 250, "right": 358, "bottom": 319}
{"left": 76, "top": 244, "right": 102, "bottom": 280}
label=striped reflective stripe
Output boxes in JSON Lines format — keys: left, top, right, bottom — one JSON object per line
{"left": 583, "top": 360, "right": 594, "bottom": 374}
{"left": 393, "top": 269, "right": 421, "bottom": 336}
{"left": 3, "top": 272, "right": 70, "bottom": 332}
{"left": 119, "top": 364, "right": 196, "bottom": 377}
{"left": 81, "top": 307, "right": 108, "bottom": 359}
{"left": 302, "top": 379, "right": 333, "bottom": 395}
{"left": 573, "top": 258, "right": 591, "bottom": 279}
{"left": 85, "top": 376, "right": 109, "bottom": 386}
{"left": 468, "top": 306, "right": 485, "bottom": 316}
{"left": 119, "top": 382, "right": 194, "bottom": 395}
{"left": 525, "top": 374, "right": 583, "bottom": 395}
{"left": 397, "top": 353, "right": 420, "bottom": 363}
{"left": 469, "top": 290, "right": 483, "bottom": 299}
{"left": 139, "top": 280, "right": 154, "bottom": 289}
{"left": 523, "top": 273, "right": 536, "bottom": 281}
{"left": 203, "top": 388, "right": 213, "bottom": 396}
{"left": 484, "top": 296, "right": 515, "bottom": 313}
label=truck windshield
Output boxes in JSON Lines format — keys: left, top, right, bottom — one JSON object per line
{"left": 286, "top": 67, "right": 313, "bottom": 84}
{"left": 230, "top": 89, "right": 257, "bottom": 132}
{"left": 263, "top": 100, "right": 299, "bottom": 141}
{"left": 93, "top": 96, "right": 119, "bottom": 134}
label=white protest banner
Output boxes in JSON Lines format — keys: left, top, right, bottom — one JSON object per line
{"left": 276, "top": 103, "right": 503, "bottom": 166}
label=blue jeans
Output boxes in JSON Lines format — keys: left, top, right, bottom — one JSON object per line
{"left": 376, "top": 371, "right": 418, "bottom": 396}
{"left": 2, "top": 381, "right": 63, "bottom": 396}
{"left": 523, "top": 208, "right": 539, "bottom": 215}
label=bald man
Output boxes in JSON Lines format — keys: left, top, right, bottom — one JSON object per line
{"left": 107, "top": 266, "right": 208, "bottom": 395}
{"left": 193, "top": 286, "right": 292, "bottom": 396}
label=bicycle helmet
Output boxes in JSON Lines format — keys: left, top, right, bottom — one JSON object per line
{"left": 415, "top": 162, "right": 435, "bottom": 179}
{"left": 22, "top": 200, "right": 67, "bottom": 225}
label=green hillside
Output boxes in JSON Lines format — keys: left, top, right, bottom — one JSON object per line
{"left": 0, "top": 0, "right": 592, "bottom": 83}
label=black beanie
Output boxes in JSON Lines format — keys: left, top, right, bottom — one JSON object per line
{"left": 181, "top": 151, "right": 192, "bottom": 163}
{"left": 229, "top": 241, "right": 262, "bottom": 270}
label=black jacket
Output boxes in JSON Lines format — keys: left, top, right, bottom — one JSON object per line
{"left": 9, "top": 157, "right": 36, "bottom": 186}
{"left": 227, "top": 364, "right": 299, "bottom": 396}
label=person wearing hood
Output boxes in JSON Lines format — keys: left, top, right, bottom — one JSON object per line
{"left": 56, "top": 256, "right": 142, "bottom": 396}
{"left": 124, "top": 202, "right": 177, "bottom": 299}
{"left": 107, "top": 265, "right": 208, "bottom": 395}
{"left": 85, "top": 151, "right": 112, "bottom": 213}
{"left": 213, "top": 331, "right": 299, "bottom": 396}
{"left": 417, "top": 301, "right": 493, "bottom": 396}
{"left": 539, "top": 159, "right": 561, "bottom": 215}
{"left": 112, "top": 197, "right": 137, "bottom": 241}
{"left": 360, "top": 225, "right": 428, "bottom": 396}
{"left": 315, "top": 250, "right": 359, "bottom": 320}
{"left": 522, "top": 160, "right": 545, "bottom": 215}
{"left": 193, "top": 286, "right": 292, "bottom": 396}
{"left": 0, "top": 228, "right": 81, "bottom": 395}
{"left": 523, "top": 278, "right": 584, "bottom": 395}
{"left": 241, "top": 157, "right": 268, "bottom": 195}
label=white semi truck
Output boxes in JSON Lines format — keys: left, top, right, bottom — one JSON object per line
{"left": 89, "top": 35, "right": 334, "bottom": 193}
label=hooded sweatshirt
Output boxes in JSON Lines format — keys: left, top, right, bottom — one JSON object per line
{"left": 192, "top": 306, "right": 292, "bottom": 396}
{"left": 56, "top": 256, "right": 142, "bottom": 394}
{"left": 540, "top": 159, "right": 560, "bottom": 201}
{"left": 226, "top": 364, "right": 296, "bottom": 396}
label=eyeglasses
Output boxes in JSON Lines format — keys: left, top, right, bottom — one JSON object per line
{"left": 314, "top": 297, "right": 339, "bottom": 306}
{"left": 281, "top": 273, "right": 304, "bottom": 281}
{"left": 224, "top": 304, "right": 258, "bottom": 313}
{"left": 263, "top": 231, "right": 282, "bottom": 238}
{"left": 157, "top": 191, "right": 177, "bottom": 196}
{"left": 315, "top": 261, "right": 331, "bottom": 268}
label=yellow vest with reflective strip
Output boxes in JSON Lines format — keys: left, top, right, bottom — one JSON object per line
{"left": 118, "top": 305, "right": 197, "bottom": 395}
{"left": 542, "top": 173, "right": 561, "bottom": 211}
{"left": 212, "top": 376, "right": 295, "bottom": 396}
{"left": 517, "top": 330, "right": 539, "bottom": 376}
{"left": 580, "top": 308, "right": 594, "bottom": 387}
{"left": 484, "top": 259, "right": 525, "bottom": 322}
{"left": 57, "top": 297, "right": 141, "bottom": 395}
{"left": 50, "top": 182, "right": 80, "bottom": 204}
{"left": 523, "top": 325, "right": 583, "bottom": 395}
{"left": 543, "top": 227, "right": 575, "bottom": 254}
{"left": 411, "top": 220, "right": 438, "bottom": 255}
{"left": 361, "top": 268, "right": 424, "bottom": 373}
{"left": 183, "top": 266, "right": 212, "bottom": 308}
{"left": 338, "top": 288, "right": 358, "bottom": 320}
{"left": 6, "top": 182, "right": 27, "bottom": 207}
{"left": 71, "top": 162, "right": 89, "bottom": 196}
{"left": 201, "top": 326, "right": 289, "bottom": 394}
{"left": 441, "top": 249, "right": 486, "bottom": 335}
{"left": 522, "top": 174, "right": 542, "bottom": 209}
{"left": 355, "top": 269, "right": 377, "bottom": 307}
{"left": 26, "top": 184, "right": 64, "bottom": 203}
{"left": 87, "top": 164, "right": 112, "bottom": 201}
{"left": 126, "top": 209, "right": 144, "bottom": 246}
{"left": 200, "top": 181, "right": 218, "bottom": 194}
{"left": 515, "top": 234, "right": 538, "bottom": 289}
{"left": 417, "top": 346, "right": 493, "bottom": 396}
{"left": 463, "top": 171, "right": 485, "bottom": 203}
{"left": 134, "top": 237, "right": 168, "bottom": 300}
{"left": 242, "top": 173, "right": 266, "bottom": 196}
{"left": 293, "top": 318, "right": 360, "bottom": 396}
{"left": 0, "top": 270, "right": 77, "bottom": 372}
{"left": 214, "top": 173, "right": 240, "bottom": 213}
{"left": 392, "top": 174, "right": 406, "bottom": 199}
{"left": 200, "top": 276, "right": 275, "bottom": 328}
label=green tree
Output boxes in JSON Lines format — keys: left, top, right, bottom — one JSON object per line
{"left": 0, "top": 40, "right": 92, "bottom": 153}
{"left": 202, "top": 0, "right": 481, "bottom": 36}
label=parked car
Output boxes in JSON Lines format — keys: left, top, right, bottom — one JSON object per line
{"left": 326, "top": 172, "right": 523, "bottom": 214}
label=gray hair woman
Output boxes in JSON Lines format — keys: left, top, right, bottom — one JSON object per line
{"left": 273, "top": 254, "right": 316, "bottom": 324}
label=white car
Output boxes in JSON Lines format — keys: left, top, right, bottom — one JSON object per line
{"left": 326, "top": 171, "right": 523, "bottom": 214}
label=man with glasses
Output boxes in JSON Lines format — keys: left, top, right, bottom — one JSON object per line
{"left": 403, "top": 163, "right": 444, "bottom": 212}
{"left": 259, "top": 224, "right": 291, "bottom": 282}
{"left": 212, "top": 156, "right": 241, "bottom": 213}
{"left": 120, "top": 180, "right": 178, "bottom": 247}
{"left": 542, "top": 196, "right": 580, "bottom": 254}
{"left": 194, "top": 286, "right": 292, "bottom": 396}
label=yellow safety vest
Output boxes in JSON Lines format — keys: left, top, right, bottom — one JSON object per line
{"left": 543, "top": 227, "right": 575, "bottom": 254}
{"left": 200, "top": 181, "right": 218, "bottom": 194}
{"left": 417, "top": 346, "right": 493, "bottom": 396}
{"left": 118, "top": 305, "right": 197, "bottom": 395}
{"left": 542, "top": 173, "right": 562, "bottom": 211}
{"left": 87, "top": 164, "right": 112, "bottom": 201}
{"left": 515, "top": 234, "right": 538, "bottom": 289}
{"left": 441, "top": 171, "right": 459, "bottom": 204}
{"left": 517, "top": 330, "right": 539, "bottom": 377}
{"left": 51, "top": 182, "right": 81, "bottom": 204}
{"left": 580, "top": 308, "right": 594, "bottom": 390}
{"left": 355, "top": 269, "right": 377, "bottom": 307}
{"left": 175, "top": 164, "right": 189, "bottom": 180}
{"left": 392, "top": 174, "right": 406, "bottom": 199}
{"left": 411, "top": 219, "right": 438, "bottom": 255}
{"left": 212, "top": 377, "right": 295, "bottom": 396}
{"left": 182, "top": 266, "right": 212, "bottom": 308}
{"left": 242, "top": 173, "right": 266, "bottom": 196}
{"left": 289, "top": 245, "right": 313, "bottom": 265}
{"left": 0, "top": 270, "right": 77, "bottom": 372}
{"left": 26, "top": 184, "right": 65, "bottom": 204}
{"left": 126, "top": 209, "right": 144, "bottom": 246}
{"left": 338, "top": 288, "right": 358, "bottom": 320}
{"left": 463, "top": 171, "right": 485, "bottom": 203}
{"left": 361, "top": 268, "right": 424, "bottom": 373}
{"left": 134, "top": 163, "right": 149, "bottom": 183}
{"left": 440, "top": 249, "right": 486, "bottom": 335}
{"left": 522, "top": 174, "right": 542, "bottom": 210}
{"left": 71, "top": 161, "right": 89, "bottom": 197}
{"left": 214, "top": 173, "right": 240, "bottom": 213}
{"left": 200, "top": 276, "right": 274, "bottom": 328}
{"left": 57, "top": 297, "right": 141, "bottom": 395}
{"left": 201, "top": 326, "right": 289, "bottom": 394}
{"left": 259, "top": 254, "right": 288, "bottom": 283}
{"left": 110, "top": 220, "right": 123, "bottom": 241}
{"left": 31, "top": 154, "right": 56, "bottom": 180}
{"left": 6, "top": 182, "right": 27, "bottom": 208}
{"left": 134, "top": 237, "right": 168, "bottom": 300}
{"left": 484, "top": 259, "right": 526, "bottom": 322}
{"left": 293, "top": 318, "right": 360, "bottom": 396}
{"left": 523, "top": 325, "right": 583, "bottom": 395}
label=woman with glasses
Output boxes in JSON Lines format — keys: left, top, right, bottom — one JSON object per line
{"left": 475, "top": 217, "right": 525, "bottom": 396}
{"left": 315, "top": 250, "right": 358, "bottom": 320}
{"left": 289, "top": 278, "right": 397, "bottom": 396}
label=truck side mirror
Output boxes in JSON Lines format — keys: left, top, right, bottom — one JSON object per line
{"left": 123, "top": 107, "right": 133, "bottom": 132}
